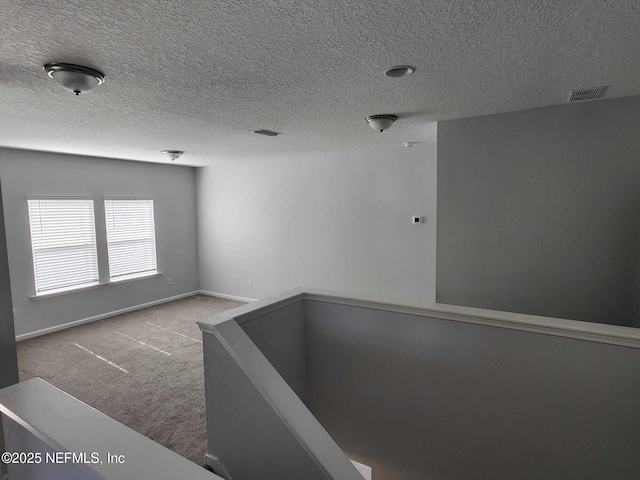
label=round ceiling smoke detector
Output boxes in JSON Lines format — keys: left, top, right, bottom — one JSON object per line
{"left": 383, "top": 65, "right": 416, "bottom": 78}
{"left": 43, "top": 63, "right": 105, "bottom": 95}
{"left": 161, "top": 150, "right": 184, "bottom": 161}
{"left": 365, "top": 114, "right": 398, "bottom": 133}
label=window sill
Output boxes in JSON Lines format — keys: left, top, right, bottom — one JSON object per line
{"left": 30, "top": 273, "right": 162, "bottom": 300}
{"left": 31, "top": 282, "right": 105, "bottom": 300}
{"left": 107, "top": 272, "right": 161, "bottom": 286}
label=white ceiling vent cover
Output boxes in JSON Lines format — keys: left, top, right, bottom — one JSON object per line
{"left": 567, "top": 86, "right": 605, "bottom": 102}
{"left": 252, "top": 129, "right": 280, "bottom": 136}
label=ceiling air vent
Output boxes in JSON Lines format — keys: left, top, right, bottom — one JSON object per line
{"left": 567, "top": 86, "right": 605, "bottom": 103}
{"left": 252, "top": 129, "right": 280, "bottom": 136}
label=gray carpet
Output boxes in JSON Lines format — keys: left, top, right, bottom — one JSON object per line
{"left": 16, "top": 294, "right": 244, "bottom": 466}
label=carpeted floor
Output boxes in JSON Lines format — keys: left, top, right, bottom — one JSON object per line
{"left": 16, "top": 294, "right": 244, "bottom": 466}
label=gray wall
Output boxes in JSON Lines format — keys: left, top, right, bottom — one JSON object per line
{"left": 202, "top": 318, "right": 363, "bottom": 480}
{"left": 0, "top": 148, "right": 200, "bottom": 337}
{"left": 0, "top": 181, "right": 18, "bottom": 387}
{"left": 240, "top": 302, "right": 307, "bottom": 401}
{"left": 196, "top": 144, "right": 437, "bottom": 305}
{"left": 304, "top": 300, "right": 640, "bottom": 480}
{"left": 437, "top": 96, "right": 640, "bottom": 326}
{"left": 0, "top": 181, "right": 18, "bottom": 473}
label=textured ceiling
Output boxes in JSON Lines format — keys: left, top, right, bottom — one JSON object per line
{"left": 1, "top": 0, "right": 639, "bottom": 166}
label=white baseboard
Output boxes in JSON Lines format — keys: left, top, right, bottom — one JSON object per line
{"left": 16, "top": 291, "right": 200, "bottom": 342}
{"left": 198, "top": 290, "right": 257, "bottom": 303}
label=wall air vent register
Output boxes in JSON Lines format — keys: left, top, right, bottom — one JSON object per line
{"left": 567, "top": 86, "right": 605, "bottom": 102}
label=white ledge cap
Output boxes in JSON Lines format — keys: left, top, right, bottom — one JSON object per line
{"left": 198, "top": 287, "right": 640, "bottom": 349}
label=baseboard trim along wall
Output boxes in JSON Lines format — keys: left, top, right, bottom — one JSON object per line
{"left": 198, "top": 290, "right": 258, "bottom": 303}
{"left": 16, "top": 291, "right": 200, "bottom": 341}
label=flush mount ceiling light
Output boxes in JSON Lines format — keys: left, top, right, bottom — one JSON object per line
{"left": 43, "top": 63, "right": 105, "bottom": 95}
{"left": 161, "top": 150, "right": 184, "bottom": 161}
{"left": 383, "top": 65, "right": 416, "bottom": 78}
{"left": 365, "top": 114, "right": 398, "bottom": 132}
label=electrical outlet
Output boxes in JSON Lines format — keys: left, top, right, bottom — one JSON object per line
{"left": 12, "top": 308, "right": 17, "bottom": 319}
{"left": 248, "top": 278, "right": 253, "bottom": 286}
{"left": 167, "top": 277, "right": 173, "bottom": 285}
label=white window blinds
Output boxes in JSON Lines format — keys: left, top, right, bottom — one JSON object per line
{"left": 28, "top": 199, "right": 99, "bottom": 295}
{"left": 105, "top": 199, "right": 157, "bottom": 281}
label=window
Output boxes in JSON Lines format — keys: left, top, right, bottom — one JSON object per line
{"left": 28, "top": 199, "right": 99, "bottom": 295}
{"left": 105, "top": 199, "right": 157, "bottom": 282}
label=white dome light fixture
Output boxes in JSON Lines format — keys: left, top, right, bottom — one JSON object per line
{"left": 161, "top": 150, "right": 184, "bottom": 161}
{"left": 365, "top": 114, "right": 398, "bottom": 133}
{"left": 43, "top": 63, "right": 105, "bottom": 95}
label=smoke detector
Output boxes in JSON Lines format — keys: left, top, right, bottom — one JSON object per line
{"left": 567, "top": 86, "right": 605, "bottom": 103}
{"left": 365, "top": 114, "right": 398, "bottom": 132}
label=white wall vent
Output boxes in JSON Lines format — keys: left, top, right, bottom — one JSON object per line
{"left": 567, "top": 86, "right": 605, "bottom": 103}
